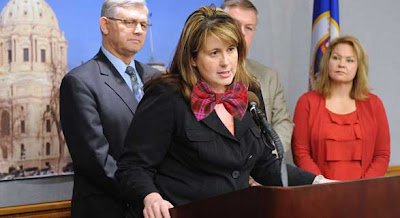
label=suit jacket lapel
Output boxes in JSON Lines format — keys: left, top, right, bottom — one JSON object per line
{"left": 95, "top": 50, "right": 138, "bottom": 114}
{"left": 135, "top": 60, "right": 145, "bottom": 81}
{"left": 201, "top": 111, "right": 237, "bottom": 141}
{"left": 234, "top": 112, "right": 255, "bottom": 141}
{"left": 201, "top": 111, "right": 255, "bottom": 141}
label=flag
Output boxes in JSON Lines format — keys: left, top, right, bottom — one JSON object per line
{"left": 309, "top": 0, "right": 340, "bottom": 90}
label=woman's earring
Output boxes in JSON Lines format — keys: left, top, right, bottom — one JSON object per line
{"left": 190, "top": 58, "right": 197, "bottom": 68}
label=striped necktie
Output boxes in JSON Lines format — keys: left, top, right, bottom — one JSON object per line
{"left": 125, "top": 66, "right": 143, "bottom": 101}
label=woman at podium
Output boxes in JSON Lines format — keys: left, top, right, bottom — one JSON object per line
{"left": 292, "top": 35, "right": 390, "bottom": 181}
{"left": 116, "top": 6, "right": 332, "bottom": 218}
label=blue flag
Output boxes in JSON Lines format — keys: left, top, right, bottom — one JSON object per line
{"left": 309, "top": 0, "right": 340, "bottom": 90}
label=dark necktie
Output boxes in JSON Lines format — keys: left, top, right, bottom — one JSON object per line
{"left": 125, "top": 66, "right": 143, "bottom": 101}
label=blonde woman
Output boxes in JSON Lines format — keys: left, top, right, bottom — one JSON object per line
{"left": 292, "top": 35, "right": 390, "bottom": 181}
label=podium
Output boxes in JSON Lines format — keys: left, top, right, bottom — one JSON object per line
{"left": 170, "top": 175, "right": 400, "bottom": 218}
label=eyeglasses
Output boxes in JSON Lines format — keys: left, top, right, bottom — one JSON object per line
{"left": 107, "top": 17, "right": 151, "bottom": 30}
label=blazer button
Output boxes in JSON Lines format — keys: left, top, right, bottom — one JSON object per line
{"left": 232, "top": 170, "right": 240, "bottom": 179}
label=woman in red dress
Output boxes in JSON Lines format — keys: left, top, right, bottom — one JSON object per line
{"left": 292, "top": 35, "right": 390, "bottom": 180}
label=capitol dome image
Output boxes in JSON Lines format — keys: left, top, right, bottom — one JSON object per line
{"left": 0, "top": 0, "right": 71, "bottom": 180}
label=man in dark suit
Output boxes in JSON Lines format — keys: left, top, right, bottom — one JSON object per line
{"left": 60, "top": 0, "right": 158, "bottom": 217}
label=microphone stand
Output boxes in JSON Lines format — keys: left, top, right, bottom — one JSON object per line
{"left": 249, "top": 103, "right": 288, "bottom": 187}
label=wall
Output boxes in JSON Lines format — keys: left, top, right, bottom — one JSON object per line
{"left": 249, "top": 0, "right": 400, "bottom": 165}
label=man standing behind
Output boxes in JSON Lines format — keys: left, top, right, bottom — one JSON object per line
{"left": 222, "top": 0, "right": 293, "bottom": 154}
{"left": 60, "top": 0, "right": 158, "bottom": 217}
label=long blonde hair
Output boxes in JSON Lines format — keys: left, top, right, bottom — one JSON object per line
{"left": 315, "top": 35, "right": 370, "bottom": 100}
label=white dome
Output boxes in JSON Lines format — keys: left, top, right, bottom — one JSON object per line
{"left": 0, "top": 0, "right": 60, "bottom": 30}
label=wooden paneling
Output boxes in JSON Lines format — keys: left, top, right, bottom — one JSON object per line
{"left": 0, "top": 201, "right": 70, "bottom": 217}
{"left": 386, "top": 165, "right": 400, "bottom": 176}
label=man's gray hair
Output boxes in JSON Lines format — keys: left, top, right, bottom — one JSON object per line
{"left": 221, "top": 0, "right": 258, "bottom": 16}
{"left": 101, "top": 0, "right": 148, "bottom": 17}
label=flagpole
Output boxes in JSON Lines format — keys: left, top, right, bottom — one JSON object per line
{"left": 148, "top": 12, "right": 155, "bottom": 63}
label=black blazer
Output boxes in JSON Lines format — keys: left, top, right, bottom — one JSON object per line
{"left": 116, "top": 83, "right": 315, "bottom": 211}
{"left": 60, "top": 50, "right": 159, "bottom": 218}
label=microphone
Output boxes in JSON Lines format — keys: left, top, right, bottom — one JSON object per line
{"left": 248, "top": 92, "right": 275, "bottom": 147}
{"left": 248, "top": 91, "right": 259, "bottom": 114}
{"left": 248, "top": 91, "right": 288, "bottom": 187}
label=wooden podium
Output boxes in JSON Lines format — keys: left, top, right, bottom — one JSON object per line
{"left": 170, "top": 175, "right": 400, "bottom": 218}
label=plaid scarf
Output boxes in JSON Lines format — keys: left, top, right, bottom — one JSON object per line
{"left": 190, "top": 81, "right": 248, "bottom": 121}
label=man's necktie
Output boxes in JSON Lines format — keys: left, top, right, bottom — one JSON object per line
{"left": 125, "top": 66, "right": 143, "bottom": 101}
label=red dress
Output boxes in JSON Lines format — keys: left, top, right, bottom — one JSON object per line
{"left": 292, "top": 91, "right": 390, "bottom": 180}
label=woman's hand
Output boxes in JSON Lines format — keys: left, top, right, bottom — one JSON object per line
{"left": 320, "top": 177, "right": 338, "bottom": 184}
{"left": 249, "top": 176, "right": 262, "bottom": 186}
{"left": 143, "top": 192, "right": 174, "bottom": 218}
{"left": 313, "top": 175, "right": 338, "bottom": 184}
